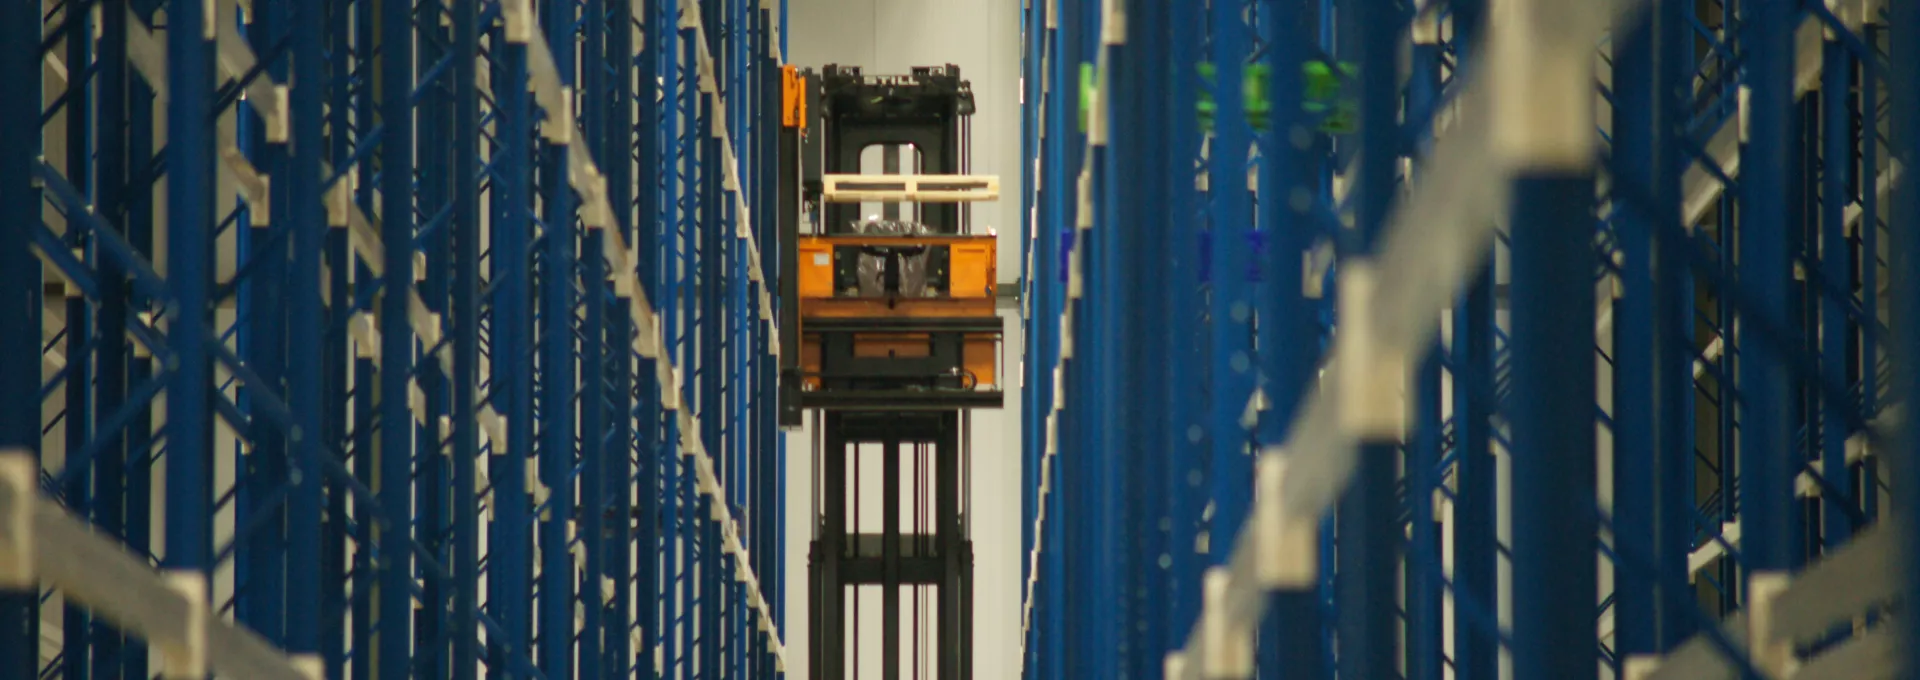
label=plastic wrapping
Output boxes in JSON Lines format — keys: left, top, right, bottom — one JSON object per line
{"left": 848, "top": 217, "right": 937, "bottom": 298}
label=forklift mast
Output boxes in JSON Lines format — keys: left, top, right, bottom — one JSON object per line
{"left": 781, "top": 63, "right": 1000, "bottom": 680}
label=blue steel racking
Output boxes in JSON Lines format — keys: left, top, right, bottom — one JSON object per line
{"left": 1020, "top": 0, "right": 1920, "bottom": 678}
{"left": 0, "top": 0, "right": 795, "bottom": 677}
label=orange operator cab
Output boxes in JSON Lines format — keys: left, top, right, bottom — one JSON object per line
{"left": 795, "top": 233, "right": 1000, "bottom": 395}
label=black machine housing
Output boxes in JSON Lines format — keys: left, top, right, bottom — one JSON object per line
{"left": 784, "top": 64, "right": 987, "bottom": 680}
{"left": 810, "top": 64, "right": 976, "bottom": 234}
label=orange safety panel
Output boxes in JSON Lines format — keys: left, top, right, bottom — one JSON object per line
{"left": 852, "top": 335, "right": 934, "bottom": 358}
{"left": 782, "top": 66, "right": 807, "bottom": 129}
{"left": 949, "top": 242, "right": 995, "bottom": 298}
{"left": 798, "top": 333, "right": 999, "bottom": 388}
{"left": 801, "top": 338, "right": 822, "bottom": 388}
{"left": 963, "top": 335, "right": 998, "bottom": 386}
{"left": 794, "top": 235, "right": 997, "bottom": 301}
{"left": 798, "top": 241, "right": 836, "bottom": 299}
{"left": 803, "top": 297, "right": 998, "bottom": 319}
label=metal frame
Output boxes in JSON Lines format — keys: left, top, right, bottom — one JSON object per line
{"left": 815, "top": 64, "right": 976, "bottom": 234}
{"left": 1020, "top": 0, "right": 1912, "bottom": 678}
{"left": 0, "top": 0, "right": 792, "bottom": 677}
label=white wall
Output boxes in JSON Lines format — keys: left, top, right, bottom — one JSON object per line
{"left": 785, "top": 0, "right": 1025, "bottom": 275}
{"left": 781, "top": 1, "right": 1024, "bottom": 677}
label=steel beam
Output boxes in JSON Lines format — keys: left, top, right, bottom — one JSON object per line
{"left": 0, "top": 0, "right": 41, "bottom": 668}
{"left": 163, "top": 0, "right": 218, "bottom": 617}
{"left": 1739, "top": 0, "right": 1797, "bottom": 585}
{"left": 1893, "top": 0, "right": 1920, "bottom": 671}
{"left": 1610, "top": 2, "right": 1660, "bottom": 660}
{"left": 286, "top": 0, "right": 326, "bottom": 661}
{"left": 1333, "top": 0, "right": 1403, "bottom": 674}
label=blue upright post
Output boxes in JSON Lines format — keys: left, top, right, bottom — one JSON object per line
{"left": 1256, "top": 0, "right": 1327, "bottom": 673}
{"left": 727, "top": 6, "right": 751, "bottom": 669}
{"left": 1788, "top": 57, "right": 1817, "bottom": 572}
{"left": 1093, "top": 0, "right": 1126, "bottom": 674}
{"left": 602, "top": 0, "right": 640, "bottom": 674}
{"left": 1405, "top": 350, "right": 1443, "bottom": 679}
{"left": 377, "top": 0, "right": 418, "bottom": 670}
{"left": 1334, "top": 0, "right": 1401, "bottom": 673}
{"left": 1074, "top": 0, "right": 1102, "bottom": 671}
{"left": 753, "top": 17, "right": 780, "bottom": 675}
{"left": 685, "top": 13, "right": 704, "bottom": 673}
{"left": 1737, "top": 0, "right": 1795, "bottom": 587}
{"left": 1022, "top": 14, "right": 1039, "bottom": 675}
{"left": 1315, "top": 0, "right": 1339, "bottom": 658}
{"left": 1450, "top": 231, "right": 1498, "bottom": 679}
{"left": 1022, "top": 0, "right": 1056, "bottom": 671}
{"left": 634, "top": 1, "right": 666, "bottom": 676}
{"left": 659, "top": 2, "right": 687, "bottom": 671}
{"left": 1860, "top": 24, "right": 1881, "bottom": 526}
{"left": 288, "top": 0, "right": 329, "bottom": 661}
{"left": 1020, "top": 4, "right": 1042, "bottom": 644}
{"left": 123, "top": 33, "right": 159, "bottom": 677}
{"left": 258, "top": 0, "right": 296, "bottom": 648}
{"left": 1448, "top": 0, "right": 1501, "bottom": 642}
{"left": 1207, "top": 0, "right": 1257, "bottom": 606}
{"left": 325, "top": 3, "right": 357, "bottom": 671}
{"left": 618, "top": 0, "right": 644, "bottom": 650}
{"left": 1128, "top": 1, "right": 1171, "bottom": 674}
{"left": 0, "top": 0, "right": 40, "bottom": 669}
{"left": 579, "top": 172, "right": 608, "bottom": 679}
{"left": 1077, "top": 283, "right": 1098, "bottom": 680}
{"left": 1819, "top": 21, "right": 1855, "bottom": 553}
{"left": 58, "top": 296, "right": 90, "bottom": 676}
{"left": 1654, "top": 0, "right": 1698, "bottom": 649}
{"left": 63, "top": 5, "right": 98, "bottom": 672}
{"left": 450, "top": 0, "right": 484, "bottom": 672}
{"left": 1506, "top": 2, "right": 1598, "bottom": 676}
{"left": 1163, "top": 0, "right": 1206, "bottom": 657}
{"left": 712, "top": 4, "right": 736, "bottom": 671}
{"left": 1507, "top": 148, "right": 1603, "bottom": 672}
{"left": 1610, "top": 3, "right": 1660, "bottom": 660}
{"left": 93, "top": 2, "right": 135, "bottom": 672}
{"left": 1405, "top": 18, "right": 1444, "bottom": 680}
{"left": 490, "top": 14, "right": 537, "bottom": 673}
{"left": 538, "top": 0, "right": 579, "bottom": 672}
{"left": 1043, "top": 0, "right": 1080, "bottom": 674}
{"left": 416, "top": 10, "right": 453, "bottom": 670}
{"left": 728, "top": 128, "right": 746, "bottom": 680}
{"left": 1075, "top": 0, "right": 1102, "bottom": 673}
{"left": 1065, "top": 200, "right": 1088, "bottom": 680}
{"left": 1108, "top": 0, "right": 1157, "bottom": 673}
{"left": 1712, "top": 182, "right": 1738, "bottom": 619}
{"left": 773, "top": 412, "right": 785, "bottom": 676}
{"left": 772, "top": 1, "right": 786, "bottom": 661}
{"left": 697, "top": 2, "right": 725, "bottom": 670}
{"left": 731, "top": 7, "right": 751, "bottom": 675}
{"left": 163, "top": 0, "right": 217, "bottom": 624}
{"left": 1890, "top": 0, "right": 1920, "bottom": 672}
{"left": 580, "top": 3, "right": 611, "bottom": 677}
{"left": 1023, "top": 0, "right": 1053, "bottom": 671}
